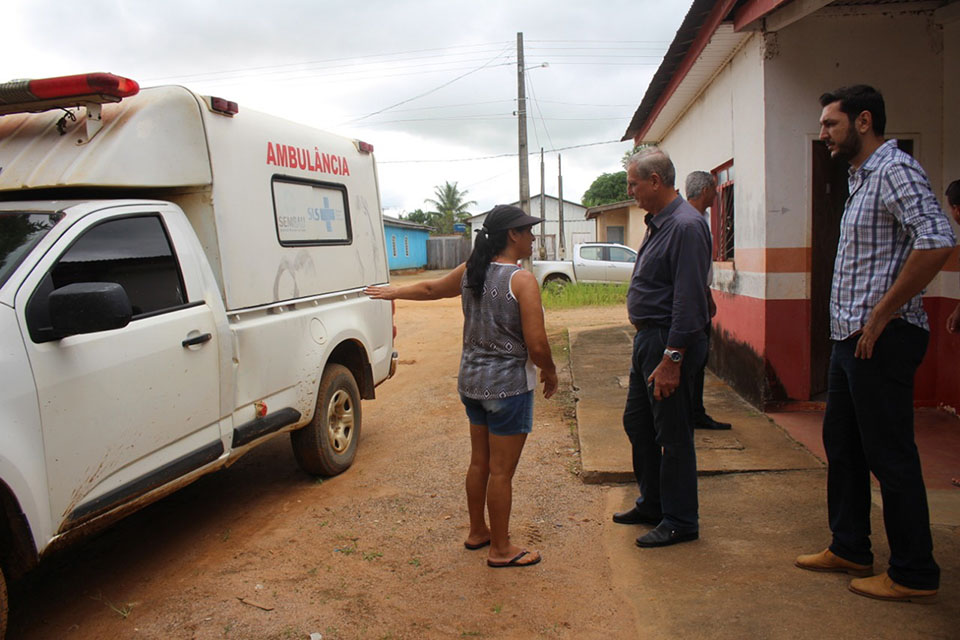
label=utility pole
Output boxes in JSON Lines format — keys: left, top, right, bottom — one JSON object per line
{"left": 539, "top": 147, "right": 546, "bottom": 259}
{"left": 517, "top": 32, "right": 530, "bottom": 216}
{"left": 517, "top": 32, "right": 532, "bottom": 270}
{"left": 558, "top": 154, "right": 565, "bottom": 260}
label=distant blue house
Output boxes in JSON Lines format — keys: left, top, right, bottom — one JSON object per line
{"left": 383, "top": 218, "right": 431, "bottom": 271}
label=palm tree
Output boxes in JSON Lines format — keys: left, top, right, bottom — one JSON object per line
{"left": 424, "top": 181, "right": 476, "bottom": 234}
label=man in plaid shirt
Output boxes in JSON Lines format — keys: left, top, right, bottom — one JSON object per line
{"left": 795, "top": 85, "right": 955, "bottom": 603}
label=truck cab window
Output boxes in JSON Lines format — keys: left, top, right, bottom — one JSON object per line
{"left": 580, "top": 246, "right": 603, "bottom": 261}
{"left": 27, "top": 215, "right": 186, "bottom": 340}
{"left": 0, "top": 212, "right": 61, "bottom": 288}
{"left": 608, "top": 247, "right": 636, "bottom": 263}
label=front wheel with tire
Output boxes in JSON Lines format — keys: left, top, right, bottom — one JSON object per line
{"left": 291, "top": 364, "right": 362, "bottom": 476}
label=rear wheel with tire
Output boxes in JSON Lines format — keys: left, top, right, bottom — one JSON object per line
{"left": 291, "top": 364, "right": 362, "bottom": 476}
{"left": 544, "top": 274, "right": 571, "bottom": 287}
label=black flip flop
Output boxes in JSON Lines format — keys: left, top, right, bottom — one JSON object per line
{"left": 487, "top": 550, "right": 541, "bottom": 568}
{"left": 464, "top": 539, "right": 491, "bottom": 550}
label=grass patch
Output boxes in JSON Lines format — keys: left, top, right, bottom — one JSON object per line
{"left": 541, "top": 282, "right": 627, "bottom": 308}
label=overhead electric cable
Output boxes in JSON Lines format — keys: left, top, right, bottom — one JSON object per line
{"left": 525, "top": 71, "right": 555, "bottom": 153}
{"left": 142, "top": 41, "right": 513, "bottom": 83}
{"left": 377, "top": 139, "right": 623, "bottom": 164}
{"left": 342, "top": 43, "right": 514, "bottom": 125}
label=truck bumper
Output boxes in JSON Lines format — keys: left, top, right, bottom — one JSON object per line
{"left": 388, "top": 350, "right": 398, "bottom": 379}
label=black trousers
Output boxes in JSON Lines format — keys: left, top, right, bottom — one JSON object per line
{"left": 823, "top": 319, "right": 939, "bottom": 590}
{"left": 622, "top": 325, "right": 707, "bottom": 532}
{"left": 691, "top": 323, "right": 711, "bottom": 420}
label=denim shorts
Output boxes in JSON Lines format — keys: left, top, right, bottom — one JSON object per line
{"left": 461, "top": 391, "right": 534, "bottom": 436}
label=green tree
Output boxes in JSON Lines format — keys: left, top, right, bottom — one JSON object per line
{"left": 621, "top": 143, "right": 650, "bottom": 168}
{"left": 424, "top": 181, "right": 476, "bottom": 235}
{"left": 581, "top": 171, "right": 628, "bottom": 207}
{"left": 400, "top": 208, "right": 438, "bottom": 228}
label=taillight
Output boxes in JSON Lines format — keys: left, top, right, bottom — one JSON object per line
{"left": 391, "top": 299, "right": 397, "bottom": 339}
{"left": 209, "top": 96, "right": 239, "bottom": 116}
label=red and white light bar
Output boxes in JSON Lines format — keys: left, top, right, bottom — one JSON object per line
{"left": 0, "top": 72, "right": 140, "bottom": 116}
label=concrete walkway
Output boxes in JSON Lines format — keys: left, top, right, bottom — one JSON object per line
{"left": 571, "top": 324, "right": 960, "bottom": 639}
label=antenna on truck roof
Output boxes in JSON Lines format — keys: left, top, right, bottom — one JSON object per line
{"left": 0, "top": 72, "right": 140, "bottom": 143}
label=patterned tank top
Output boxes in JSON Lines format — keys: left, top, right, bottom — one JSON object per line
{"left": 458, "top": 262, "right": 536, "bottom": 399}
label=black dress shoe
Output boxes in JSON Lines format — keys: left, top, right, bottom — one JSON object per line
{"left": 612, "top": 506, "right": 662, "bottom": 525}
{"left": 694, "top": 415, "right": 732, "bottom": 430}
{"left": 635, "top": 523, "right": 699, "bottom": 547}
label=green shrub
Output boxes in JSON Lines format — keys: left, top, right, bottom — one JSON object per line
{"left": 540, "top": 282, "right": 628, "bottom": 308}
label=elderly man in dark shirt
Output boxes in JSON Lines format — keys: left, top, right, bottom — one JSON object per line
{"left": 612, "top": 146, "right": 712, "bottom": 548}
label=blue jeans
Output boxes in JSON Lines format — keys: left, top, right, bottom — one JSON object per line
{"left": 622, "top": 325, "right": 706, "bottom": 532}
{"left": 824, "top": 319, "right": 939, "bottom": 590}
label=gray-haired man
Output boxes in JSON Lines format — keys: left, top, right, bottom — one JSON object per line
{"left": 612, "top": 147, "right": 711, "bottom": 547}
{"left": 684, "top": 171, "right": 731, "bottom": 430}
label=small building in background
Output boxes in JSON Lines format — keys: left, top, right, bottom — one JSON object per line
{"left": 467, "top": 193, "right": 595, "bottom": 260}
{"left": 586, "top": 200, "right": 646, "bottom": 249}
{"left": 383, "top": 218, "right": 432, "bottom": 272}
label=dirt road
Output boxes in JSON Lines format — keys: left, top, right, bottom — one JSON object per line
{"left": 9, "top": 275, "right": 636, "bottom": 639}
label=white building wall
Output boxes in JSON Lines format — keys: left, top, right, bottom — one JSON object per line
{"left": 765, "top": 12, "right": 945, "bottom": 250}
{"left": 660, "top": 34, "right": 766, "bottom": 250}
{"left": 468, "top": 195, "right": 594, "bottom": 259}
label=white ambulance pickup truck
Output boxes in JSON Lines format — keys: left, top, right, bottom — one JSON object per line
{"left": 0, "top": 73, "right": 396, "bottom": 634}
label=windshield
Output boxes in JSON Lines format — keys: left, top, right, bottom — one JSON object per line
{"left": 0, "top": 212, "right": 62, "bottom": 289}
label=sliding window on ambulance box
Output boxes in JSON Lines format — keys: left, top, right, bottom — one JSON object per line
{"left": 272, "top": 176, "right": 352, "bottom": 246}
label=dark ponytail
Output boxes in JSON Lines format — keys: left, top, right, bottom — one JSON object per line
{"left": 465, "top": 227, "right": 509, "bottom": 298}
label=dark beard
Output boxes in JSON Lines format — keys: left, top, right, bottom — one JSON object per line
{"left": 831, "top": 125, "right": 862, "bottom": 162}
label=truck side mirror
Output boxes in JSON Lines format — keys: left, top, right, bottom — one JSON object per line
{"left": 48, "top": 282, "right": 133, "bottom": 338}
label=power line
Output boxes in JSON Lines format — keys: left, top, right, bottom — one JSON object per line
{"left": 359, "top": 115, "right": 627, "bottom": 126}
{"left": 377, "top": 139, "right": 623, "bottom": 164}
{"left": 526, "top": 39, "right": 672, "bottom": 43}
{"left": 341, "top": 44, "right": 514, "bottom": 125}
{"left": 539, "top": 62, "right": 661, "bottom": 66}
{"left": 155, "top": 56, "right": 516, "bottom": 89}
{"left": 525, "top": 72, "right": 555, "bottom": 153}
{"left": 177, "top": 61, "right": 515, "bottom": 91}
{"left": 142, "top": 41, "right": 513, "bottom": 83}
{"left": 537, "top": 99, "right": 635, "bottom": 107}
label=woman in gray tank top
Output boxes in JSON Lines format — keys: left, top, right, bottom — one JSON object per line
{"left": 364, "top": 205, "right": 557, "bottom": 568}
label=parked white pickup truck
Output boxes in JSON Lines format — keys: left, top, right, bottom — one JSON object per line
{"left": 532, "top": 242, "right": 637, "bottom": 287}
{"left": 0, "top": 72, "right": 396, "bottom": 636}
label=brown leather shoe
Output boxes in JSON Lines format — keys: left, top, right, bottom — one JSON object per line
{"left": 849, "top": 572, "right": 937, "bottom": 603}
{"left": 795, "top": 549, "right": 873, "bottom": 577}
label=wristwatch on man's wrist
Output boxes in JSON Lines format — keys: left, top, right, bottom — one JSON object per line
{"left": 663, "top": 348, "right": 683, "bottom": 363}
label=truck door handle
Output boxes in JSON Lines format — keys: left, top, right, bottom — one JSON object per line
{"left": 182, "top": 333, "right": 213, "bottom": 348}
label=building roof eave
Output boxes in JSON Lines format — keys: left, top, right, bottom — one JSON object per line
{"left": 623, "top": 0, "right": 777, "bottom": 144}
{"left": 383, "top": 217, "right": 434, "bottom": 231}
{"left": 585, "top": 199, "right": 636, "bottom": 219}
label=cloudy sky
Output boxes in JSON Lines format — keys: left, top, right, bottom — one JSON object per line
{"left": 3, "top": 0, "right": 689, "bottom": 217}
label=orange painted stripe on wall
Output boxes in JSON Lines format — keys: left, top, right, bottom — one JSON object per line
{"left": 730, "top": 248, "right": 811, "bottom": 273}
{"left": 726, "top": 246, "right": 959, "bottom": 274}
